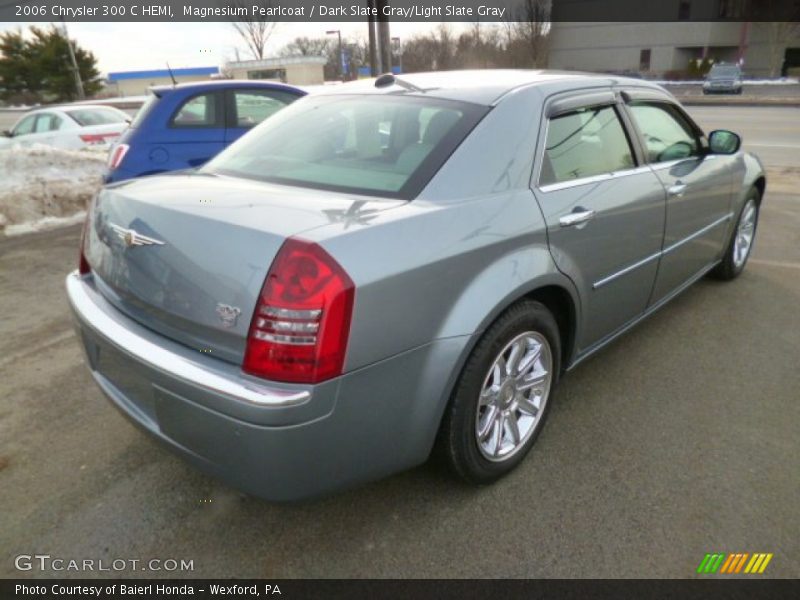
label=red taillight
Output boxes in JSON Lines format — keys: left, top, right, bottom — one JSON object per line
{"left": 79, "top": 212, "right": 91, "bottom": 275}
{"left": 243, "top": 238, "right": 355, "bottom": 384}
{"left": 107, "top": 143, "right": 129, "bottom": 169}
{"left": 80, "top": 132, "right": 120, "bottom": 144}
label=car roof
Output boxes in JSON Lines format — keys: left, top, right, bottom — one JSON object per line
{"left": 150, "top": 79, "right": 305, "bottom": 95}
{"left": 312, "top": 69, "right": 666, "bottom": 105}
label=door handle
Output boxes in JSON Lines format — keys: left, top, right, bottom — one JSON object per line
{"left": 668, "top": 183, "right": 687, "bottom": 197}
{"left": 559, "top": 208, "right": 596, "bottom": 228}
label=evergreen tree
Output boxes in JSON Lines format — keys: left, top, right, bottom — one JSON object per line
{"left": 0, "top": 26, "right": 102, "bottom": 104}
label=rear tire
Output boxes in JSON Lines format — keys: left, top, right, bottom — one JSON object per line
{"left": 438, "top": 300, "right": 561, "bottom": 485}
{"left": 710, "top": 188, "right": 760, "bottom": 281}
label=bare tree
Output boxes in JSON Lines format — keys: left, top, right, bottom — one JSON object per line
{"left": 279, "top": 37, "right": 332, "bottom": 58}
{"left": 231, "top": 0, "right": 277, "bottom": 60}
{"left": 514, "top": 0, "right": 551, "bottom": 68}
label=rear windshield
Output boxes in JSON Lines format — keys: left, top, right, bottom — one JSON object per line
{"left": 67, "top": 107, "right": 128, "bottom": 126}
{"left": 130, "top": 93, "right": 160, "bottom": 129}
{"left": 203, "top": 94, "right": 487, "bottom": 199}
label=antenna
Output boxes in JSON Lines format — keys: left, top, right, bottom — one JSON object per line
{"left": 166, "top": 62, "right": 177, "bottom": 86}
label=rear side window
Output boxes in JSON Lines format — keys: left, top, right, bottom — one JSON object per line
{"left": 540, "top": 104, "right": 635, "bottom": 186}
{"left": 171, "top": 93, "right": 219, "bottom": 127}
{"left": 204, "top": 95, "right": 487, "bottom": 199}
{"left": 13, "top": 115, "right": 37, "bottom": 136}
{"left": 67, "top": 108, "right": 127, "bottom": 126}
{"left": 628, "top": 102, "right": 700, "bottom": 163}
{"left": 232, "top": 90, "right": 298, "bottom": 128}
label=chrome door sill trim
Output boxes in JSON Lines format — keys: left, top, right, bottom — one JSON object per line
{"left": 65, "top": 272, "right": 311, "bottom": 408}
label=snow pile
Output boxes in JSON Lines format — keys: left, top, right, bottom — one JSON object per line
{"left": 0, "top": 143, "right": 107, "bottom": 236}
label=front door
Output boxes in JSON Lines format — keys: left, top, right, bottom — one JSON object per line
{"left": 623, "top": 98, "right": 733, "bottom": 302}
{"left": 165, "top": 90, "right": 226, "bottom": 168}
{"left": 533, "top": 93, "right": 667, "bottom": 354}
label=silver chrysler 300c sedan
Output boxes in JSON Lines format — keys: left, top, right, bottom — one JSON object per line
{"left": 67, "top": 71, "right": 765, "bottom": 501}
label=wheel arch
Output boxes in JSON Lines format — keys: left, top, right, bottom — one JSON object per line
{"left": 753, "top": 175, "right": 766, "bottom": 203}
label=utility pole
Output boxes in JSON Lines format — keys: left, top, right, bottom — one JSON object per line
{"left": 367, "top": 0, "right": 378, "bottom": 75}
{"left": 376, "top": 0, "right": 391, "bottom": 74}
{"left": 60, "top": 19, "right": 85, "bottom": 100}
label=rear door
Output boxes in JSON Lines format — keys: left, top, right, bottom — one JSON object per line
{"left": 164, "top": 90, "right": 226, "bottom": 168}
{"left": 620, "top": 90, "right": 733, "bottom": 303}
{"left": 224, "top": 87, "right": 301, "bottom": 144}
{"left": 532, "top": 90, "right": 667, "bottom": 354}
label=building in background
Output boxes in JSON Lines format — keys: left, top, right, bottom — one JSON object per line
{"left": 549, "top": 22, "right": 800, "bottom": 78}
{"left": 223, "top": 56, "right": 327, "bottom": 85}
{"left": 105, "top": 67, "right": 219, "bottom": 96}
{"left": 549, "top": 2, "right": 800, "bottom": 79}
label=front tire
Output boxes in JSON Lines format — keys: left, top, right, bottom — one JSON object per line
{"left": 438, "top": 300, "right": 561, "bottom": 484}
{"left": 711, "top": 188, "right": 760, "bottom": 280}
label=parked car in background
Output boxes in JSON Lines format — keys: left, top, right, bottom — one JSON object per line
{"left": 68, "top": 71, "right": 765, "bottom": 501}
{"left": 104, "top": 80, "right": 306, "bottom": 183}
{"left": 0, "top": 105, "right": 129, "bottom": 150}
{"left": 703, "top": 63, "right": 744, "bottom": 94}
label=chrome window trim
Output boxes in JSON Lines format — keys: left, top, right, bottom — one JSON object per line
{"left": 592, "top": 212, "right": 734, "bottom": 290}
{"left": 66, "top": 272, "right": 311, "bottom": 407}
{"left": 534, "top": 98, "right": 642, "bottom": 193}
{"left": 538, "top": 165, "right": 652, "bottom": 193}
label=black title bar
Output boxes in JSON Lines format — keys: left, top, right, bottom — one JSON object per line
{"left": 2, "top": 0, "right": 799, "bottom": 23}
{"left": 2, "top": 579, "right": 800, "bottom": 600}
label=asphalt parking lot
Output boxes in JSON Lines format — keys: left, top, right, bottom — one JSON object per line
{"left": 1, "top": 105, "right": 798, "bottom": 579}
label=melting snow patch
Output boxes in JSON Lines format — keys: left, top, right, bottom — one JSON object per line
{"left": 0, "top": 143, "right": 105, "bottom": 236}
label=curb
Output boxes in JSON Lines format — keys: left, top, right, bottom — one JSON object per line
{"left": 673, "top": 96, "right": 800, "bottom": 107}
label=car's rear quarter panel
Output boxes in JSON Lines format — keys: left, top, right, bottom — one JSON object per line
{"left": 296, "top": 85, "right": 578, "bottom": 460}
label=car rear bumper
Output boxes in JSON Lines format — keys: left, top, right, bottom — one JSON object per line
{"left": 66, "top": 271, "right": 469, "bottom": 501}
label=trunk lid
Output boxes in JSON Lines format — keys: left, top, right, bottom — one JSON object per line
{"left": 85, "top": 172, "right": 404, "bottom": 364}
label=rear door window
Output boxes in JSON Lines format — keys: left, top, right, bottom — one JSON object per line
{"left": 34, "top": 113, "right": 62, "bottom": 132}
{"left": 231, "top": 89, "right": 298, "bottom": 128}
{"left": 171, "top": 93, "right": 221, "bottom": 128}
{"left": 540, "top": 104, "right": 636, "bottom": 186}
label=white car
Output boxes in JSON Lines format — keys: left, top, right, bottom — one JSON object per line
{"left": 0, "top": 105, "right": 130, "bottom": 150}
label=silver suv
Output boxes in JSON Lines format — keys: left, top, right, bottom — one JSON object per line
{"left": 703, "top": 63, "right": 744, "bottom": 95}
{"left": 67, "top": 71, "right": 765, "bottom": 500}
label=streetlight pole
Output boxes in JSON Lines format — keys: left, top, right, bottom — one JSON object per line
{"left": 326, "top": 29, "right": 345, "bottom": 81}
{"left": 391, "top": 37, "right": 402, "bottom": 73}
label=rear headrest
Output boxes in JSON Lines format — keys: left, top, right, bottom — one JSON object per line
{"left": 423, "top": 111, "right": 459, "bottom": 145}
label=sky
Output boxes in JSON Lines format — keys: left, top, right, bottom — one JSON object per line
{"left": 0, "top": 21, "right": 465, "bottom": 74}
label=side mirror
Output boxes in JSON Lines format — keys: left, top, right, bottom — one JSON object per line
{"left": 708, "top": 129, "right": 741, "bottom": 155}
{"left": 1, "top": 130, "right": 12, "bottom": 138}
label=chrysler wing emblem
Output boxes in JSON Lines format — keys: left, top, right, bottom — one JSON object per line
{"left": 109, "top": 223, "right": 165, "bottom": 248}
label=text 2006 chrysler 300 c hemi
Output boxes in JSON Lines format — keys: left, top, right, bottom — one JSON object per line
{"left": 67, "top": 71, "right": 765, "bottom": 501}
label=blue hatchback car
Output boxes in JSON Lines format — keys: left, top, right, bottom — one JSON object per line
{"left": 105, "top": 80, "right": 306, "bottom": 183}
